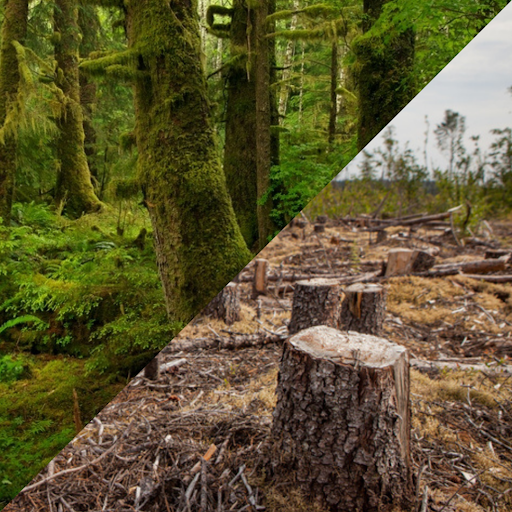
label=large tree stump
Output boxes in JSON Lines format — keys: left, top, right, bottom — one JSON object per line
{"left": 338, "top": 283, "right": 387, "bottom": 336}
{"left": 203, "top": 282, "right": 241, "bottom": 325}
{"left": 272, "top": 326, "right": 413, "bottom": 512}
{"left": 288, "top": 278, "right": 344, "bottom": 334}
{"left": 252, "top": 259, "right": 269, "bottom": 298}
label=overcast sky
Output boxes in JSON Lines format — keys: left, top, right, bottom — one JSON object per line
{"left": 341, "top": 3, "right": 512, "bottom": 178}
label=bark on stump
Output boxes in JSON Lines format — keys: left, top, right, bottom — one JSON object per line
{"left": 203, "top": 282, "right": 241, "bottom": 325}
{"left": 288, "top": 278, "right": 344, "bottom": 335}
{"left": 338, "top": 283, "right": 387, "bottom": 336}
{"left": 144, "top": 353, "right": 160, "bottom": 381}
{"left": 252, "top": 259, "right": 269, "bottom": 298}
{"left": 385, "top": 248, "right": 435, "bottom": 277}
{"left": 314, "top": 224, "right": 325, "bottom": 233}
{"left": 272, "top": 326, "right": 413, "bottom": 512}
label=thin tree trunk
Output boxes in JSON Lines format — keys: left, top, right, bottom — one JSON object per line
{"left": 254, "top": 0, "right": 276, "bottom": 248}
{"left": 125, "top": 0, "right": 251, "bottom": 322}
{"left": 54, "top": 0, "right": 102, "bottom": 217}
{"left": 0, "top": 0, "right": 29, "bottom": 224}
{"left": 328, "top": 41, "right": 338, "bottom": 144}
{"left": 277, "top": 0, "right": 299, "bottom": 124}
{"left": 298, "top": 41, "right": 305, "bottom": 126}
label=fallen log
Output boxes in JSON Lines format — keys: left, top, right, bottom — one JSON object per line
{"left": 411, "top": 359, "right": 512, "bottom": 375}
{"left": 431, "top": 257, "right": 507, "bottom": 275}
{"left": 461, "top": 274, "right": 512, "bottom": 283}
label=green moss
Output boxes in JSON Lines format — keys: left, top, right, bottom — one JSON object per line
{"left": 124, "top": 0, "right": 251, "bottom": 322}
{"left": 0, "top": 355, "right": 125, "bottom": 507}
{"left": 54, "top": 0, "right": 102, "bottom": 218}
{"left": 354, "top": 13, "right": 415, "bottom": 150}
{"left": 0, "top": 0, "right": 29, "bottom": 223}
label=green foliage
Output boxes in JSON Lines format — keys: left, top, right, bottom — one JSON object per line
{"left": 0, "top": 355, "right": 25, "bottom": 383}
{"left": 0, "top": 355, "right": 125, "bottom": 507}
{"left": 0, "top": 202, "right": 176, "bottom": 370}
{"left": 268, "top": 131, "right": 354, "bottom": 227}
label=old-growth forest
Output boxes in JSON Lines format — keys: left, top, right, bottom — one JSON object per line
{"left": 0, "top": 0, "right": 509, "bottom": 507}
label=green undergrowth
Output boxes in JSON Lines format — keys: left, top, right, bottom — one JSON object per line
{"left": 0, "top": 353, "right": 126, "bottom": 507}
{"left": 0, "top": 201, "right": 181, "bottom": 372}
{"left": 0, "top": 202, "right": 182, "bottom": 507}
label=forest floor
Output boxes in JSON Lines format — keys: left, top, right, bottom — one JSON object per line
{"left": 5, "top": 216, "right": 512, "bottom": 512}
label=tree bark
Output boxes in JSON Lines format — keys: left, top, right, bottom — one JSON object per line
{"left": 254, "top": 0, "right": 276, "bottom": 248}
{"left": 223, "top": 0, "right": 259, "bottom": 249}
{"left": 288, "top": 278, "right": 344, "bottom": 334}
{"left": 54, "top": 0, "right": 102, "bottom": 217}
{"left": 277, "top": 0, "right": 299, "bottom": 123}
{"left": 272, "top": 325, "right": 413, "bottom": 512}
{"left": 338, "top": 282, "right": 387, "bottom": 336}
{"left": 385, "top": 248, "right": 436, "bottom": 277}
{"left": 328, "top": 42, "right": 337, "bottom": 144}
{"left": 355, "top": 0, "right": 415, "bottom": 150}
{"left": 203, "top": 282, "right": 241, "bottom": 325}
{"left": 125, "top": 0, "right": 251, "bottom": 322}
{"left": 0, "top": 0, "right": 29, "bottom": 224}
{"left": 78, "top": 1, "right": 100, "bottom": 181}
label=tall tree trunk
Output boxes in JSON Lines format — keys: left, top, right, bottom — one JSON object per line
{"left": 125, "top": 0, "right": 251, "bottom": 323}
{"left": 254, "top": 0, "right": 276, "bottom": 248}
{"left": 78, "top": 1, "right": 99, "bottom": 182}
{"left": 355, "top": 0, "right": 415, "bottom": 150}
{"left": 223, "top": 0, "right": 258, "bottom": 249}
{"left": 54, "top": 0, "right": 102, "bottom": 217}
{"left": 328, "top": 42, "right": 338, "bottom": 145}
{"left": 277, "top": 0, "right": 299, "bottom": 123}
{"left": 0, "top": 0, "right": 28, "bottom": 224}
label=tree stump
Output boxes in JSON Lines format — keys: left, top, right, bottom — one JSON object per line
{"left": 144, "top": 353, "right": 160, "bottom": 380}
{"left": 293, "top": 218, "right": 307, "bottom": 229}
{"left": 316, "top": 215, "right": 328, "bottom": 224}
{"left": 203, "top": 282, "right": 241, "bottom": 325}
{"left": 385, "top": 248, "right": 435, "bottom": 277}
{"left": 338, "top": 283, "right": 387, "bottom": 335}
{"left": 313, "top": 224, "right": 325, "bottom": 233}
{"left": 288, "top": 278, "right": 344, "bottom": 335}
{"left": 272, "top": 326, "right": 413, "bottom": 512}
{"left": 252, "top": 259, "right": 269, "bottom": 298}
{"left": 376, "top": 229, "right": 387, "bottom": 244}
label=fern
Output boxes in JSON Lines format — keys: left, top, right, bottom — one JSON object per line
{"left": 0, "top": 315, "right": 47, "bottom": 334}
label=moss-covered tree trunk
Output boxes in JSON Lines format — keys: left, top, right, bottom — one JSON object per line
{"left": 355, "top": 0, "right": 415, "bottom": 151}
{"left": 78, "top": 1, "right": 100, "bottom": 181}
{"left": 223, "top": 0, "right": 259, "bottom": 250}
{"left": 54, "top": 0, "right": 102, "bottom": 217}
{"left": 0, "top": 0, "right": 28, "bottom": 224}
{"left": 125, "top": 0, "right": 251, "bottom": 322}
